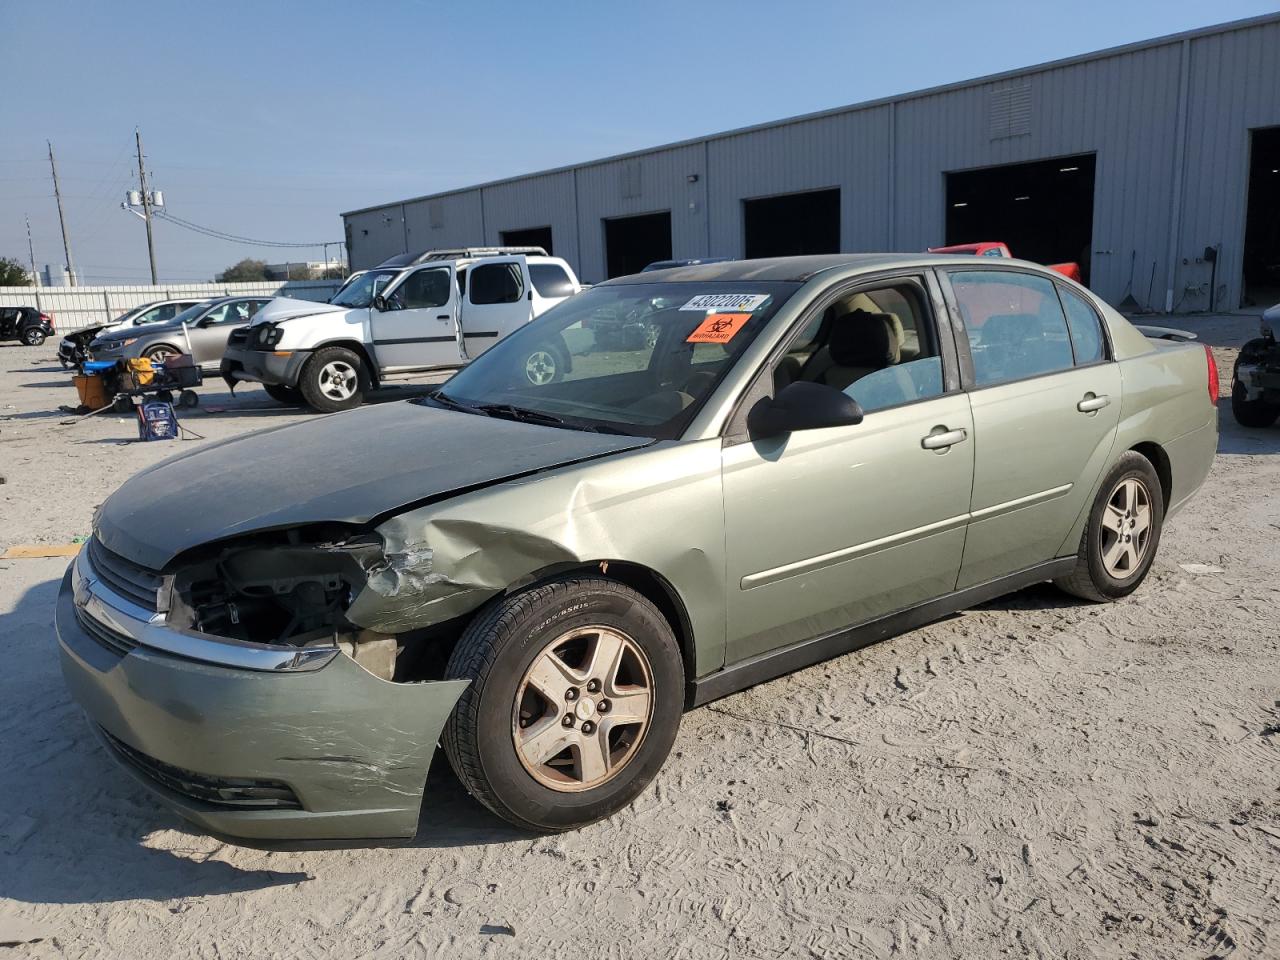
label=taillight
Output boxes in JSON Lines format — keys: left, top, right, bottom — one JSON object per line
{"left": 40, "top": 312, "right": 55, "bottom": 332}
{"left": 1204, "top": 344, "right": 1219, "bottom": 405}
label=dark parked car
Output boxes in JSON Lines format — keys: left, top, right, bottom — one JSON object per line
{"left": 0, "top": 306, "right": 55, "bottom": 346}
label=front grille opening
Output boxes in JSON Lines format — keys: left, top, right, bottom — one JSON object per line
{"left": 75, "top": 607, "right": 139, "bottom": 657}
{"left": 101, "top": 728, "right": 301, "bottom": 810}
{"left": 88, "top": 537, "right": 162, "bottom": 611}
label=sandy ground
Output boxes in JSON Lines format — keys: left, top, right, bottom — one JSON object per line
{"left": 0, "top": 318, "right": 1277, "bottom": 959}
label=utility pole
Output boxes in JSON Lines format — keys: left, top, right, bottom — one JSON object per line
{"left": 24, "top": 216, "right": 38, "bottom": 284}
{"left": 47, "top": 141, "right": 77, "bottom": 286}
{"left": 135, "top": 128, "right": 159, "bottom": 284}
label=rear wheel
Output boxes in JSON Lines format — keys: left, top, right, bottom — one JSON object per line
{"left": 264, "top": 383, "right": 304, "bottom": 406}
{"left": 443, "top": 577, "right": 684, "bottom": 832}
{"left": 299, "top": 346, "right": 365, "bottom": 412}
{"left": 20, "top": 328, "right": 46, "bottom": 346}
{"left": 1230, "top": 379, "right": 1279, "bottom": 428}
{"left": 1055, "top": 451, "right": 1164, "bottom": 602}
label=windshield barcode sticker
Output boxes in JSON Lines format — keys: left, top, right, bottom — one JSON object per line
{"left": 680, "top": 294, "right": 769, "bottom": 312}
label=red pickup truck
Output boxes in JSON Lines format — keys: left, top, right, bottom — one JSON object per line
{"left": 928, "top": 241, "right": 1083, "bottom": 283}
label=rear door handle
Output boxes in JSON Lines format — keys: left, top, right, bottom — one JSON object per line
{"left": 921, "top": 427, "right": 968, "bottom": 450}
{"left": 1077, "top": 394, "right": 1111, "bottom": 413}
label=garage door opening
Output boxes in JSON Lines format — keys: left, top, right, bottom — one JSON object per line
{"left": 1243, "top": 126, "right": 1280, "bottom": 308}
{"left": 501, "top": 226, "right": 554, "bottom": 255}
{"left": 946, "top": 154, "right": 1096, "bottom": 284}
{"left": 743, "top": 188, "right": 840, "bottom": 259}
{"left": 604, "top": 212, "right": 672, "bottom": 278}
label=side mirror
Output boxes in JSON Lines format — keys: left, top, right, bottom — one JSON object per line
{"left": 372, "top": 294, "right": 389, "bottom": 312}
{"left": 747, "top": 381, "right": 864, "bottom": 438}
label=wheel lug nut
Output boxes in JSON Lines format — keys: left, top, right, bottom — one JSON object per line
{"left": 586, "top": 679, "right": 601, "bottom": 694}
{"left": 581, "top": 721, "right": 595, "bottom": 735}
{"left": 598, "top": 699, "right": 610, "bottom": 713}
{"left": 565, "top": 687, "right": 579, "bottom": 702}
{"left": 562, "top": 714, "right": 575, "bottom": 728}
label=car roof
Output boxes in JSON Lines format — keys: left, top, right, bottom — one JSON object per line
{"left": 601, "top": 253, "right": 979, "bottom": 284}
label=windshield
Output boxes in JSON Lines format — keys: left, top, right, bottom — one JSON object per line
{"left": 167, "top": 303, "right": 208, "bottom": 326}
{"left": 330, "top": 270, "right": 398, "bottom": 308}
{"left": 429, "top": 281, "right": 799, "bottom": 439}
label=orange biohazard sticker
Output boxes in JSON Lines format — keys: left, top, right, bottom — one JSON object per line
{"left": 686, "top": 313, "right": 750, "bottom": 344}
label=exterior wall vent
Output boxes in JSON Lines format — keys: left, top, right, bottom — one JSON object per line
{"left": 428, "top": 200, "right": 445, "bottom": 229}
{"left": 989, "top": 81, "right": 1032, "bottom": 139}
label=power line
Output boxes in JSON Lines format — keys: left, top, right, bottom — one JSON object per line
{"left": 151, "top": 209, "right": 339, "bottom": 249}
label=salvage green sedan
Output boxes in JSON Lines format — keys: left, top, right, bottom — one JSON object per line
{"left": 58, "top": 255, "right": 1219, "bottom": 840}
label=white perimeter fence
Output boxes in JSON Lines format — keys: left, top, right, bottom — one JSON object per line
{"left": 0, "top": 280, "right": 344, "bottom": 332}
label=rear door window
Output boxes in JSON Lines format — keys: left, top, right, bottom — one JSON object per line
{"left": 469, "top": 263, "right": 524, "bottom": 304}
{"left": 949, "top": 270, "right": 1075, "bottom": 387}
{"left": 529, "top": 263, "right": 575, "bottom": 298}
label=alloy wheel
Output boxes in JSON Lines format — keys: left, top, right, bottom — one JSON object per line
{"left": 1100, "top": 476, "right": 1152, "bottom": 579}
{"left": 318, "top": 360, "right": 358, "bottom": 401}
{"left": 512, "top": 626, "right": 654, "bottom": 792}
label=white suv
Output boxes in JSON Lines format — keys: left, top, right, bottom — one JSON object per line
{"left": 221, "top": 247, "right": 580, "bottom": 411}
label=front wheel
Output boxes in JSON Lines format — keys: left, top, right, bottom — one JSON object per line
{"left": 1055, "top": 451, "right": 1164, "bottom": 602}
{"left": 264, "top": 383, "right": 305, "bottom": 406}
{"left": 1230, "top": 379, "right": 1279, "bottom": 428}
{"left": 144, "top": 344, "right": 180, "bottom": 365}
{"left": 299, "top": 346, "right": 365, "bottom": 412}
{"left": 520, "top": 343, "right": 567, "bottom": 387}
{"left": 443, "top": 577, "right": 684, "bottom": 832}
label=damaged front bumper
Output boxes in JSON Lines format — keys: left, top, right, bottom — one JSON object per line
{"left": 55, "top": 548, "right": 468, "bottom": 841}
{"left": 220, "top": 341, "right": 311, "bottom": 390}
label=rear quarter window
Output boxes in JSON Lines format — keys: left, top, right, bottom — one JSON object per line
{"left": 529, "top": 263, "right": 575, "bottom": 298}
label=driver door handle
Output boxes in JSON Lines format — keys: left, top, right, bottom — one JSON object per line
{"left": 1077, "top": 394, "right": 1111, "bottom": 413}
{"left": 436, "top": 314, "right": 451, "bottom": 320}
{"left": 921, "top": 428, "right": 968, "bottom": 450}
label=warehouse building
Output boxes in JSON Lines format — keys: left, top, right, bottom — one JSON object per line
{"left": 342, "top": 13, "right": 1280, "bottom": 313}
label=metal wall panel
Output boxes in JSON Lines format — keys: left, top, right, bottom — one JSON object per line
{"left": 345, "top": 206, "right": 407, "bottom": 268}
{"left": 1178, "top": 20, "right": 1280, "bottom": 311}
{"left": 480, "top": 170, "right": 580, "bottom": 267}
{"left": 572, "top": 144, "right": 706, "bottom": 282}
{"left": 894, "top": 41, "right": 1183, "bottom": 308}
{"left": 403, "top": 190, "right": 485, "bottom": 255}
{"left": 707, "top": 107, "right": 892, "bottom": 257}
{"left": 341, "top": 15, "right": 1280, "bottom": 311}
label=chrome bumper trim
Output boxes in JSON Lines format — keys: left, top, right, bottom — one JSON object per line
{"left": 73, "top": 547, "right": 338, "bottom": 673}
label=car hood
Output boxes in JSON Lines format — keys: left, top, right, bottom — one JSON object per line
{"left": 95, "top": 401, "right": 653, "bottom": 569}
{"left": 92, "top": 320, "right": 187, "bottom": 345}
{"left": 251, "top": 297, "right": 351, "bottom": 326}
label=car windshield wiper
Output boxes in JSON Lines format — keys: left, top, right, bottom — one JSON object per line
{"left": 423, "top": 390, "right": 485, "bottom": 415}
{"left": 474, "top": 403, "right": 566, "bottom": 426}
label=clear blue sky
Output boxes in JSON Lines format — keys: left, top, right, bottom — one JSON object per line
{"left": 2, "top": 0, "right": 1276, "bottom": 284}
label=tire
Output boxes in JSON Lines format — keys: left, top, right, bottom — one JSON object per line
{"left": 443, "top": 577, "right": 684, "bottom": 832}
{"left": 1055, "top": 451, "right": 1165, "bottom": 602}
{"left": 519, "top": 342, "right": 567, "bottom": 387}
{"left": 144, "top": 344, "right": 180, "bottom": 364}
{"left": 178, "top": 390, "right": 199, "bottom": 409}
{"left": 1230, "top": 379, "right": 1279, "bottom": 428}
{"left": 263, "top": 383, "right": 305, "bottom": 406}
{"left": 20, "top": 328, "right": 46, "bottom": 346}
{"left": 299, "top": 346, "right": 365, "bottom": 412}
